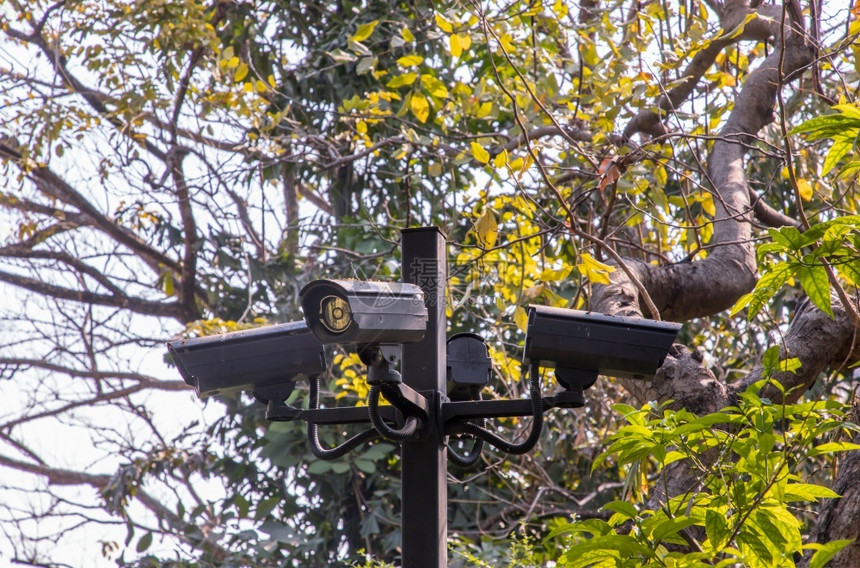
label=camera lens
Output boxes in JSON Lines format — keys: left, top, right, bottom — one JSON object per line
{"left": 320, "top": 295, "right": 351, "bottom": 333}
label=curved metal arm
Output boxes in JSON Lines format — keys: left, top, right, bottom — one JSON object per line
{"left": 368, "top": 384, "right": 421, "bottom": 442}
{"left": 460, "top": 361, "right": 543, "bottom": 455}
{"left": 447, "top": 433, "right": 485, "bottom": 467}
{"left": 307, "top": 375, "right": 381, "bottom": 460}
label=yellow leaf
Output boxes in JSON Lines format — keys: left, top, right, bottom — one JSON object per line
{"left": 539, "top": 267, "right": 573, "bottom": 281}
{"left": 397, "top": 54, "right": 424, "bottom": 67}
{"left": 474, "top": 209, "right": 498, "bottom": 248}
{"left": 420, "top": 74, "right": 448, "bottom": 98}
{"left": 350, "top": 20, "right": 378, "bottom": 43}
{"left": 654, "top": 165, "right": 667, "bottom": 187}
{"left": 387, "top": 73, "right": 417, "bottom": 88}
{"left": 457, "top": 33, "right": 471, "bottom": 52}
{"left": 514, "top": 306, "right": 529, "bottom": 333}
{"left": 428, "top": 162, "right": 443, "bottom": 177}
{"left": 577, "top": 253, "right": 615, "bottom": 285}
{"left": 493, "top": 149, "right": 508, "bottom": 169}
{"left": 410, "top": 93, "right": 430, "bottom": 123}
{"left": 476, "top": 101, "right": 493, "bottom": 118}
{"left": 435, "top": 13, "right": 453, "bottom": 33}
{"left": 401, "top": 27, "right": 415, "bottom": 42}
{"left": 470, "top": 141, "right": 490, "bottom": 164}
{"left": 523, "top": 283, "right": 545, "bottom": 299}
{"left": 797, "top": 178, "right": 813, "bottom": 201}
{"left": 234, "top": 63, "right": 248, "bottom": 82}
{"left": 268, "top": 74, "right": 276, "bottom": 88}
{"left": 449, "top": 34, "right": 462, "bottom": 58}
{"left": 700, "top": 193, "right": 716, "bottom": 216}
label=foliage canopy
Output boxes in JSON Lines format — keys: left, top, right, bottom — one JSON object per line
{"left": 1, "top": 0, "right": 859, "bottom": 566}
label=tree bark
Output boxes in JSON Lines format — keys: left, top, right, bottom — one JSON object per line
{"left": 589, "top": 5, "right": 860, "bottom": 565}
{"left": 803, "top": 402, "right": 860, "bottom": 567}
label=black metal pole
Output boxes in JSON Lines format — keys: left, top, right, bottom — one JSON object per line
{"left": 400, "top": 227, "right": 447, "bottom": 568}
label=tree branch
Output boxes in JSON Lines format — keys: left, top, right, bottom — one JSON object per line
{"left": 0, "top": 268, "right": 188, "bottom": 320}
{"left": 0, "top": 141, "right": 181, "bottom": 277}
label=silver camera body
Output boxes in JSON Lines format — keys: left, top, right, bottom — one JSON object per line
{"left": 300, "top": 279, "right": 428, "bottom": 345}
{"left": 167, "top": 321, "right": 326, "bottom": 397}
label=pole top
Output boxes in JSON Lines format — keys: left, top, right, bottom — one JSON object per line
{"left": 401, "top": 226, "right": 447, "bottom": 239}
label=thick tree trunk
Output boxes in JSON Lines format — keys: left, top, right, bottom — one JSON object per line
{"left": 799, "top": 403, "right": 860, "bottom": 568}
{"left": 589, "top": 5, "right": 860, "bottom": 565}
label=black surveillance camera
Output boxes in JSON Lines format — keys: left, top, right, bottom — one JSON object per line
{"left": 447, "top": 333, "right": 491, "bottom": 402}
{"left": 167, "top": 321, "right": 326, "bottom": 399}
{"left": 524, "top": 305, "right": 681, "bottom": 386}
{"left": 300, "top": 279, "right": 428, "bottom": 345}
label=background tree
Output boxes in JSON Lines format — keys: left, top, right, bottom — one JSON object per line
{"left": 0, "top": 0, "right": 858, "bottom": 566}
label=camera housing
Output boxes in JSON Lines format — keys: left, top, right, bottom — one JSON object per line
{"left": 446, "top": 333, "right": 491, "bottom": 401}
{"left": 167, "top": 321, "right": 326, "bottom": 398}
{"left": 300, "top": 279, "right": 428, "bottom": 345}
{"left": 524, "top": 305, "right": 681, "bottom": 383}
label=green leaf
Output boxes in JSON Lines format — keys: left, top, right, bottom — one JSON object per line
{"left": 729, "top": 291, "right": 754, "bottom": 317}
{"left": 258, "top": 521, "right": 296, "bottom": 544}
{"left": 808, "top": 441, "right": 860, "bottom": 457}
{"left": 350, "top": 20, "right": 378, "bottom": 43}
{"left": 791, "top": 113, "right": 860, "bottom": 139}
{"left": 797, "top": 262, "right": 832, "bottom": 317}
{"left": 255, "top": 496, "right": 281, "bottom": 520}
{"left": 752, "top": 509, "right": 789, "bottom": 551}
{"left": 823, "top": 136, "right": 855, "bottom": 175}
{"left": 762, "top": 345, "right": 780, "bottom": 371}
{"left": 307, "top": 460, "right": 333, "bottom": 474}
{"left": 705, "top": 509, "right": 730, "bottom": 549}
{"left": 136, "top": 532, "right": 153, "bottom": 553}
{"left": 737, "top": 529, "right": 774, "bottom": 568}
{"left": 834, "top": 103, "right": 860, "bottom": 119}
{"left": 651, "top": 516, "right": 698, "bottom": 543}
{"left": 768, "top": 226, "right": 805, "bottom": 251}
{"left": 355, "top": 459, "right": 377, "bottom": 474}
{"left": 355, "top": 56, "right": 377, "bottom": 75}
{"left": 734, "top": 261, "right": 796, "bottom": 319}
{"left": 807, "top": 539, "right": 855, "bottom": 568}
{"left": 602, "top": 500, "right": 638, "bottom": 520}
{"left": 839, "top": 259, "right": 860, "bottom": 286}
{"left": 563, "top": 534, "right": 655, "bottom": 563}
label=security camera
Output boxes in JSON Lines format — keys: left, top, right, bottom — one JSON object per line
{"left": 447, "top": 333, "right": 491, "bottom": 402}
{"left": 524, "top": 305, "right": 680, "bottom": 385}
{"left": 167, "top": 321, "right": 326, "bottom": 398}
{"left": 300, "top": 279, "right": 428, "bottom": 345}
